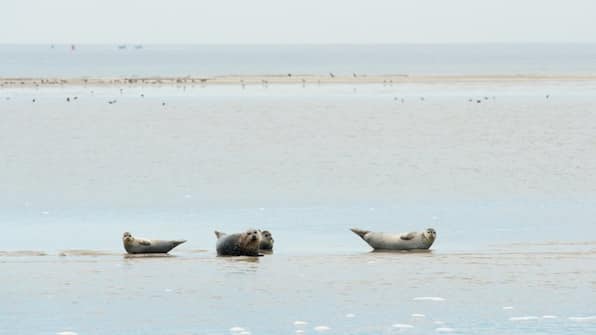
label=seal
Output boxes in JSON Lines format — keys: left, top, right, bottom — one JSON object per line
{"left": 215, "top": 229, "right": 262, "bottom": 256}
{"left": 122, "top": 232, "right": 186, "bottom": 254}
{"left": 259, "top": 230, "right": 274, "bottom": 251}
{"left": 350, "top": 228, "right": 436, "bottom": 250}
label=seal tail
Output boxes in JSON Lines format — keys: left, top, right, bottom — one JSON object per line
{"left": 214, "top": 231, "right": 226, "bottom": 239}
{"left": 350, "top": 228, "right": 370, "bottom": 239}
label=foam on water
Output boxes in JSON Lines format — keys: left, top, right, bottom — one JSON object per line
{"left": 314, "top": 325, "right": 330, "bottom": 332}
{"left": 413, "top": 297, "right": 445, "bottom": 302}
{"left": 229, "top": 326, "right": 245, "bottom": 332}
{"left": 392, "top": 324, "right": 414, "bottom": 329}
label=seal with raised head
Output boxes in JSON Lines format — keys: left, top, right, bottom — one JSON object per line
{"left": 350, "top": 228, "right": 436, "bottom": 251}
{"left": 259, "top": 230, "right": 274, "bottom": 251}
{"left": 122, "top": 232, "right": 186, "bottom": 254}
{"left": 215, "top": 229, "right": 262, "bottom": 256}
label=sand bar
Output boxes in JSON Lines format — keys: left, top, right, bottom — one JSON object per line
{"left": 2, "top": 74, "right": 596, "bottom": 87}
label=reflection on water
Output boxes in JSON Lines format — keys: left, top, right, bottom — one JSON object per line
{"left": 1, "top": 248, "right": 595, "bottom": 334}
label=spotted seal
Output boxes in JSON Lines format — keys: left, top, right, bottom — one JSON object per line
{"left": 351, "top": 228, "right": 436, "bottom": 250}
{"left": 259, "top": 230, "right": 274, "bottom": 251}
{"left": 122, "top": 232, "right": 186, "bottom": 254}
{"left": 215, "top": 229, "right": 262, "bottom": 256}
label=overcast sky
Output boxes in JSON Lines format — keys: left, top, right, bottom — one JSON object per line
{"left": 2, "top": 0, "right": 595, "bottom": 44}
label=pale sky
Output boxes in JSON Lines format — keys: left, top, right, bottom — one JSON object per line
{"left": 1, "top": 0, "right": 595, "bottom": 44}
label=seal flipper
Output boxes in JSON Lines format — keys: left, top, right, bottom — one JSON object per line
{"left": 138, "top": 239, "right": 151, "bottom": 246}
{"left": 400, "top": 232, "right": 416, "bottom": 241}
{"left": 350, "top": 228, "right": 370, "bottom": 239}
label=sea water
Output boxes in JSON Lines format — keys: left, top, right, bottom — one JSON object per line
{"left": 1, "top": 47, "right": 596, "bottom": 334}
{"left": 1, "top": 44, "right": 596, "bottom": 77}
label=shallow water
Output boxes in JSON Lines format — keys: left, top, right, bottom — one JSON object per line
{"left": 1, "top": 81, "right": 596, "bottom": 334}
{"left": 1, "top": 250, "right": 596, "bottom": 335}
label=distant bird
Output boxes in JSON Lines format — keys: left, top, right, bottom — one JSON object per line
{"left": 32, "top": 98, "right": 36, "bottom": 103}
{"left": 140, "top": 94, "right": 144, "bottom": 98}
{"left": 73, "top": 96, "right": 78, "bottom": 100}
{"left": 66, "top": 97, "right": 70, "bottom": 102}
{"left": 162, "top": 102, "right": 166, "bottom": 106}
{"left": 287, "top": 73, "right": 292, "bottom": 77}
{"left": 476, "top": 99, "right": 481, "bottom": 103}
{"left": 329, "top": 72, "right": 335, "bottom": 78}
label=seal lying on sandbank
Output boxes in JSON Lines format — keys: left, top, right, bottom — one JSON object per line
{"left": 215, "top": 229, "right": 262, "bottom": 256}
{"left": 122, "top": 232, "right": 186, "bottom": 254}
{"left": 259, "top": 230, "right": 274, "bottom": 251}
{"left": 351, "top": 228, "right": 436, "bottom": 251}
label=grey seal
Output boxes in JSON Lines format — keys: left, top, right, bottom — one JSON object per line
{"left": 215, "top": 229, "right": 262, "bottom": 256}
{"left": 259, "top": 230, "right": 274, "bottom": 251}
{"left": 122, "top": 232, "right": 186, "bottom": 254}
{"left": 351, "top": 228, "right": 436, "bottom": 250}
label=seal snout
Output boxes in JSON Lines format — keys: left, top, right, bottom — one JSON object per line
{"left": 122, "top": 232, "right": 133, "bottom": 242}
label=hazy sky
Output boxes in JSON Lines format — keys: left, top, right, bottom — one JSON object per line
{"left": 2, "top": 0, "right": 595, "bottom": 44}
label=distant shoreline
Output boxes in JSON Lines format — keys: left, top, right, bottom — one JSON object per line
{"left": 2, "top": 74, "right": 596, "bottom": 87}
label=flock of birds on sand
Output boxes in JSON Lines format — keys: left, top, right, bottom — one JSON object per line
{"left": 122, "top": 227, "right": 437, "bottom": 256}
{"left": 2, "top": 80, "right": 553, "bottom": 108}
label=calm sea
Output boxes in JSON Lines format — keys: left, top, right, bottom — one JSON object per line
{"left": 1, "top": 44, "right": 596, "bottom": 77}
